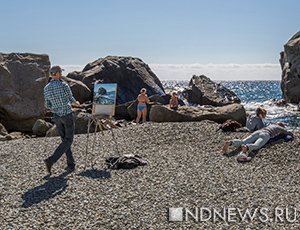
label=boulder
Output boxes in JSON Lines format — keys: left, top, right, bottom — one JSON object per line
{"left": 0, "top": 53, "right": 50, "bottom": 132}
{"left": 61, "top": 76, "right": 92, "bottom": 104}
{"left": 182, "top": 75, "right": 241, "bottom": 106}
{"left": 280, "top": 31, "right": 300, "bottom": 103}
{"left": 149, "top": 103, "right": 246, "bottom": 125}
{"left": 66, "top": 56, "right": 165, "bottom": 105}
{"left": 32, "top": 119, "right": 53, "bottom": 137}
{"left": 114, "top": 101, "right": 134, "bottom": 120}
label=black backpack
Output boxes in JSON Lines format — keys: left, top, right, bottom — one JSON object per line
{"left": 217, "top": 120, "right": 242, "bottom": 132}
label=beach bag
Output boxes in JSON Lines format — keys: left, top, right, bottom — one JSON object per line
{"left": 217, "top": 120, "right": 242, "bottom": 132}
{"left": 106, "top": 154, "right": 147, "bottom": 169}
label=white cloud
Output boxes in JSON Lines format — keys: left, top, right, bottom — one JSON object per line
{"left": 148, "top": 63, "right": 282, "bottom": 81}
{"left": 61, "top": 63, "right": 282, "bottom": 81}
{"left": 61, "top": 65, "right": 85, "bottom": 75}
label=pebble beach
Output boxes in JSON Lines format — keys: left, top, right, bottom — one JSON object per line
{"left": 1, "top": 120, "right": 300, "bottom": 229}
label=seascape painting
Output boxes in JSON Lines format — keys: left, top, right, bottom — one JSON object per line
{"left": 93, "top": 83, "right": 117, "bottom": 105}
{"left": 92, "top": 83, "right": 117, "bottom": 115}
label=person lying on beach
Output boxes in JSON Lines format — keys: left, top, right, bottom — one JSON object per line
{"left": 246, "top": 107, "right": 267, "bottom": 132}
{"left": 222, "top": 122, "right": 293, "bottom": 161}
{"left": 169, "top": 91, "right": 179, "bottom": 109}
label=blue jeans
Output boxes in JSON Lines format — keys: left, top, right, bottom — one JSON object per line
{"left": 47, "top": 113, "right": 75, "bottom": 167}
{"left": 231, "top": 130, "right": 270, "bottom": 152}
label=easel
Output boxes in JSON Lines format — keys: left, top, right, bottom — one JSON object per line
{"left": 84, "top": 114, "right": 119, "bottom": 169}
{"left": 83, "top": 83, "right": 118, "bottom": 169}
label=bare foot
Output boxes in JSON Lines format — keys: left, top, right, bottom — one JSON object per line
{"left": 241, "top": 144, "right": 248, "bottom": 153}
{"left": 222, "top": 141, "right": 232, "bottom": 153}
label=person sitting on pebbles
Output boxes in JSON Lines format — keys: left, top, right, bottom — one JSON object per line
{"left": 246, "top": 107, "right": 267, "bottom": 132}
{"left": 169, "top": 91, "right": 179, "bottom": 109}
{"left": 222, "top": 122, "right": 293, "bottom": 162}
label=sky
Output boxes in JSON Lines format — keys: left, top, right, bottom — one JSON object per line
{"left": 1, "top": 0, "right": 300, "bottom": 80}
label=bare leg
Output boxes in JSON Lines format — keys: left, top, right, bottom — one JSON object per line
{"left": 136, "top": 109, "right": 142, "bottom": 124}
{"left": 222, "top": 141, "right": 232, "bottom": 153}
{"left": 142, "top": 108, "right": 147, "bottom": 123}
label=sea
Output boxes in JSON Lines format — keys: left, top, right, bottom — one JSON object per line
{"left": 162, "top": 80, "right": 300, "bottom": 131}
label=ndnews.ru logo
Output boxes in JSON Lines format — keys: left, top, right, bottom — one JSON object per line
{"left": 169, "top": 207, "right": 297, "bottom": 223}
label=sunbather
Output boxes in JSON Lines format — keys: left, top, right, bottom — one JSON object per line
{"left": 222, "top": 122, "right": 293, "bottom": 161}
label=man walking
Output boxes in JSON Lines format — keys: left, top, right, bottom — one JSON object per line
{"left": 43, "top": 66, "right": 80, "bottom": 175}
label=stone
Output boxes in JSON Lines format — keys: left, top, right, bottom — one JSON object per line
{"left": 61, "top": 76, "right": 91, "bottom": 104}
{"left": 280, "top": 31, "right": 300, "bottom": 103}
{"left": 0, "top": 53, "right": 50, "bottom": 132}
{"left": 182, "top": 75, "right": 241, "bottom": 106}
{"left": 114, "top": 101, "right": 134, "bottom": 120}
{"left": 66, "top": 56, "right": 165, "bottom": 105}
{"left": 149, "top": 103, "right": 246, "bottom": 125}
{"left": 45, "top": 125, "right": 59, "bottom": 137}
{"left": 32, "top": 119, "right": 53, "bottom": 137}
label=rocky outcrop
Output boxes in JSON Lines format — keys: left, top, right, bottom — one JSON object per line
{"left": 66, "top": 56, "right": 165, "bottom": 105}
{"left": 182, "top": 75, "right": 241, "bottom": 106}
{"left": 149, "top": 103, "right": 246, "bottom": 125}
{"left": 0, "top": 53, "right": 50, "bottom": 131}
{"left": 280, "top": 31, "right": 300, "bottom": 103}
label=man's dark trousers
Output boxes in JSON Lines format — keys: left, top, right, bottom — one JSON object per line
{"left": 46, "top": 113, "right": 75, "bottom": 168}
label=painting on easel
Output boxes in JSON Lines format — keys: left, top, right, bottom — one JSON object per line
{"left": 92, "top": 83, "right": 117, "bottom": 115}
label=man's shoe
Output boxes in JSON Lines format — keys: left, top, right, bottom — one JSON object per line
{"left": 44, "top": 159, "right": 52, "bottom": 175}
{"left": 64, "top": 166, "right": 75, "bottom": 172}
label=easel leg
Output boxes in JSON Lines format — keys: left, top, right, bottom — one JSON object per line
{"left": 85, "top": 117, "right": 91, "bottom": 170}
{"left": 109, "top": 116, "right": 119, "bottom": 155}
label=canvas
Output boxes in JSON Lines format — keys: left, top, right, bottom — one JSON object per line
{"left": 92, "top": 83, "right": 117, "bottom": 115}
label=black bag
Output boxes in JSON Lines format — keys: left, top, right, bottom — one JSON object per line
{"left": 106, "top": 154, "right": 147, "bottom": 169}
{"left": 217, "top": 120, "right": 242, "bottom": 132}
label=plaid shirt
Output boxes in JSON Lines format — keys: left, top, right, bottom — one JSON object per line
{"left": 44, "top": 79, "right": 75, "bottom": 116}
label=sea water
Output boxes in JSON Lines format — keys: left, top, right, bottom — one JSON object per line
{"left": 162, "top": 80, "right": 300, "bottom": 130}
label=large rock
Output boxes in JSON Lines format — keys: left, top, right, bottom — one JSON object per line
{"left": 149, "top": 103, "right": 246, "bottom": 125}
{"left": 280, "top": 31, "right": 300, "bottom": 103}
{"left": 66, "top": 56, "right": 165, "bottom": 105}
{"left": 61, "top": 76, "right": 91, "bottom": 104}
{"left": 0, "top": 53, "right": 50, "bottom": 131}
{"left": 182, "top": 75, "right": 241, "bottom": 106}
